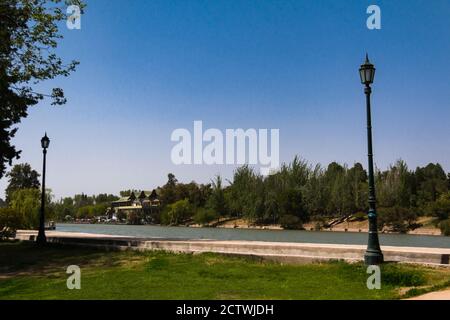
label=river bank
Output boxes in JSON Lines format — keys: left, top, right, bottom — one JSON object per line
{"left": 64, "top": 216, "right": 443, "bottom": 236}
{"left": 186, "top": 216, "right": 443, "bottom": 236}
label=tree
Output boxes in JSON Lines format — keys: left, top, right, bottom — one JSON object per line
{"left": 415, "top": 163, "right": 448, "bottom": 205}
{"left": 162, "top": 199, "right": 193, "bottom": 225}
{"left": 377, "top": 160, "right": 415, "bottom": 209}
{"left": 207, "top": 175, "right": 228, "bottom": 219}
{"left": 0, "top": 0, "right": 85, "bottom": 178}
{"left": 427, "top": 192, "right": 450, "bottom": 221}
{"left": 9, "top": 187, "right": 50, "bottom": 229}
{"left": 0, "top": 207, "right": 23, "bottom": 239}
{"left": 193, "top": 207, "right": 217, "bottom": 226}
{"left": 160, "top": 173, "right": 178, "bottom": 206}
{"left": 378, "top": 206, "right": 418, "bottom": 233}
{"left": 5, "top": 163, "right": 40, "bottom": 202}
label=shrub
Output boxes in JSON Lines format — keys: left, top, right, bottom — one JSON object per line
{"left": 9, "top": 188, "right": 41, "bottom": 229}
{"left": 378, "top": 206, "right": 418, "bottom": 233}
{"left": 279, "top": 214, "right": 303, "bottom": 230}
{"left": 381, "top": 265, "right": 426, "bottom": 287}
{"left": 439, "top": 219, "right": 450, "bottom": 236}
{"left": 193, "top": 208, "right": 218, "bottom": 226}
{"left": 352, "top": 212, "right": 367, "bottom": 221}
{"left": 428, "top": 192, "right": 450, "bottom": 221}
{"left": 0, "top": 208, "right": 24, "bottom": 240}
{"left": 161, "top": 199, "right": 193, "bottom": 225}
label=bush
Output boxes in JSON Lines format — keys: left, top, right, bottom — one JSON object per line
{"left": 378, "top": 206, "right": 418, "bottom": 233}
{"left": 428, "top": 193, "right": 450, "bottom": 221}
{"left": 352, "top": 212, "right": 367, "bottom": 222}
{"left": 193, "top": 208, "right": 217, "bottom": 226}
{"left": 161, "top": 199, "right": 193, "bottom": 225}
{"left": 312, "top": 216, "right": 327, "bottom": 231}
{"left": 439, "top": 219, "right": 450, "bottom": 236}
{"left": 9, "top": 188, "right": 41, "bottom": 229}
{"left": 381, "top": 265, "right": 426, "bottom": 287}
{"left": 279, "top": 215, "right": 303, "bottom": 230}
{"left": 0, "top": 208, "right": 24, "bottom": 240}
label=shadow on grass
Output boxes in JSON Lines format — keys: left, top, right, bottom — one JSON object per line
{"left": 0, "top": 241, "right": 122, "bottom": 278}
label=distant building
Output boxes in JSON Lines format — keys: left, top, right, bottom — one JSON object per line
{"left": 109, "top": 190, "right": 160, "bottom": 224}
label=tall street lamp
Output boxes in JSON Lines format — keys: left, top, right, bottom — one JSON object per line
{"left": 36, "top": 133, "right": 50, "bottom": 245}
{"left": 359, "top": 54, "right": 384, "bottom": 265}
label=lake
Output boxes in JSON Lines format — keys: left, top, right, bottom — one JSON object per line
{"left": 56, "top": 223, "right": 450, "bottom": 248}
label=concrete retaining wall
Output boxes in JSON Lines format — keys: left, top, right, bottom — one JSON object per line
{"left": 15, "top": 230, "right": 450, "bottom": 266}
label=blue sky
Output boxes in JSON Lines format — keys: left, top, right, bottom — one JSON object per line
{"left": 2, "top": 0, "right": 450, "bottom": 199}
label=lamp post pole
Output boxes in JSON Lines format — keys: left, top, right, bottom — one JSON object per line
{"left": 360, "top": 55, "right": 384, "bottom": 265}
{"left": 36, "top": 133, "right": 50, "bottom": 245}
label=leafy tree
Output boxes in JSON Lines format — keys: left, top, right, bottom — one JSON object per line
{"left": 378, "top": 206, "right": 418, "bottom": 233}
{"left": 73, "top": 193, "right": 93, "bottom": 208}
{"left": 427, "top": 192, "right": 450, "bottom": 221}
{"left": 303, "top": 164, "right": 327, "bottom": 217}
{"left": 162, "top": 199, "right": 192, "bottom": 225}
{"left": 160, "top": 173, "right": 178, "bottom": 206}
{"left": 415, "top": 163, "right": 448, "bottom": 205}
{"left": 207, "top": 175, "right": 228, "bottom": 219}
{"left": 9, "top": 187, "right": 52, "bottom": 228}
{"left": 347, "top": 163, "right": 368, "bottom": 213}
{"left": 5, "top": 163, "right": 40, "bottom": 202}
{"left": 0, "top": 0, "right": 85, "bottom": 178}
{"left": 279, "top": 214, "right": 303, "bottom": 230}
{"left": 94, "top": 193, "right": 119, "bottom": 204}
{"left": 0, "top": 207, "right": 23, "bottom": 239}
{"left": 193, "top": 207, "right": 217, "bottom": 226}
{"left": 439, "top": 219, "right": 450, "bottom": 236}
{"left": 377, "top": 160, "right": 415, "bottom": 208}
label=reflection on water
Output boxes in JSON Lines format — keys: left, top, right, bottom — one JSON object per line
{"left": 56, "top": 223, "right": 450, "bottom": 248}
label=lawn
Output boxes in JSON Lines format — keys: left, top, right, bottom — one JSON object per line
{"left": 0, "top": 241, "right": 448, "bottom": 300}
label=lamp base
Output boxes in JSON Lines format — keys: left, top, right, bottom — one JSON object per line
{"left": 36, "top": 232, "right": 47, "bottom": 246}
{"left": 364, "top": 250, "right": 384, "bottom": 265}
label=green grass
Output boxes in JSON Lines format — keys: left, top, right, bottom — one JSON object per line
{"left": 0, "top": 241, "right": 448, "bottom": 300}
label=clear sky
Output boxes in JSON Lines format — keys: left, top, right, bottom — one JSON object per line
{"left": 1, "top": 0, "right": 450, "bottom": 199}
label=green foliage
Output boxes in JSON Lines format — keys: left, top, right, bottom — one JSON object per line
{"left": 159, "top": 173, "right": 212, "bottom": 210}
{"left": 378, "top": 206, "right": 418, "bottom": 233}
{"left": 427, "top": 192, "right": 450, "bottom": 221}
{"left": 279, "top": 214, "right": 303, "bottom": 230}
{"left": 352, "top": 212, "right": 367, "bottom": 221}
{"left": 161, "top": 199, "right": 193, "bottom": 225}
{"left": 206, "top": 175, "right": 228, "bottom": 218}
{"left": 381, "top": 264, "right": 426, "bottom": 287}
{"left": 75, "top": 203, "right": 108, "bottom": 219}
{"left": 0, "top": 0, "right": 85, "bottom": 178}
{"left": 439, "top": 219, "right": 450, "bottom": 236}
{"left": 415, "top": 163, "right": 448, "bottom": 205}
{"left": 0, "top": 208, "right": 24, "bottom": 239}
{"left": 4, "top": 163, "right": 40, "bottom": 203}
{"left": 9, "top": 188, "right": 42, "bottom": 229}
{"left": 193, "top": 208, "right": 218, "bottom": 225}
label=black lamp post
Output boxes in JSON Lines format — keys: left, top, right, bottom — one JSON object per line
{"left": 36, "top": 133, "right": 50, "bottom": 245}
{"left": 359, "top": 54, "right": 384, "bottom": 265}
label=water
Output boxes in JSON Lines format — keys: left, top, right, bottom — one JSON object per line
{"left": 56, "top": 223, "right": 450, "bottom": 248}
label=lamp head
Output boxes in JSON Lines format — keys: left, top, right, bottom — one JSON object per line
{"left": 41, "top": 132, "right": 50, "bottom": 149}
{"left": 359, "top": 53, "right": 376, "bottom": 85}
